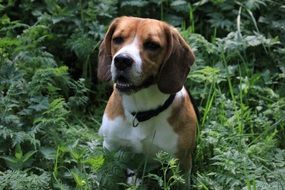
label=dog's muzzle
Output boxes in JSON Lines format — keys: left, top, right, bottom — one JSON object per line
{"left": 114, "top": 53, "right": 136, "bottom": 92}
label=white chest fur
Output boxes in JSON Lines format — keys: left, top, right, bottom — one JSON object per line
{"left": 99, "top": 85, "right": 184, "bottom": 156}
{"left": 99, "top": 107, "right": 178, "bottom": 155}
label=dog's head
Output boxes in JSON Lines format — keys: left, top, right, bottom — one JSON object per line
{"left": 97, "top": 16, "right": 195, "bottom": 94}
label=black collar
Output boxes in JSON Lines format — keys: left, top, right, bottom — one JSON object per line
{"left": 131, "top": 94, "right": 176, "bottom": 126}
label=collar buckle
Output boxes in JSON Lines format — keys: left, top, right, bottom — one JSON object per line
{"left": 131, "top": 93, "right": 176, "bottom": 125}
{"left": 132, "top": 113, "right": 139, "bottom": 127}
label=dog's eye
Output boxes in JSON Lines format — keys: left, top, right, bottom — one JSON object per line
{"left": 144, "top": 41, "right": 160, "bottom": 51}
{"left": 113, "top": 36, "right": 124, "bottom": 44}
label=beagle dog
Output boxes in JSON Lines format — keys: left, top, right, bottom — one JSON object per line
{"left": 98, "top": 16, "right": 198, "bottom": 170}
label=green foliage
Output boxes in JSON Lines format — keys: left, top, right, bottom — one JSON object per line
{"left": 1, "top": 144, "right": 37, "bottom": 170}
{"left": 0, "top": 170, "right": 50, "bottom": 190}
{"left": 0, "top": 0, "right": 284, "bottom": 189}
{"left": 147, "top": 152, "right": 185, "bottom": 189}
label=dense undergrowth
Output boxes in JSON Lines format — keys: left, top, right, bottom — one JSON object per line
{"left": 0, "top": 0, "right": 284, "bottom": 189}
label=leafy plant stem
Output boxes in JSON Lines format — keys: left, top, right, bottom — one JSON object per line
{"left": 201, "top": 82, "right": 216, "bottom": 128}
{"left": 160, "top": 1, "right": 164, "bottom": 20}
{"left": 189, "top": 3, "right": 195, "bottom": 33}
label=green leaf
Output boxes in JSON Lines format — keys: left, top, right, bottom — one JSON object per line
{"left": 171, "top": 0, "right": 187, "bottom": 7}
{"left": 83, "top": 155, "right": 105, "bottom": 171}
{"left": 1, "top": 155, "right": 23, "bottom": 170}
{"left": 40, "top": 147, "right": 56, "bottom": 160}
{"left": 15, "top": 144, "right": 23, "bottom": 159}
{"left": 71, "top": 170, "right": 86, "bottom": 187}
{"left": 22, "top": 150, "right": 37, "bottom": 163}
{"left": 147, "top": 174, "right": 163, "bottom": 187}
{"left": 121, "top": 0, "right": 148, "bottom": 7}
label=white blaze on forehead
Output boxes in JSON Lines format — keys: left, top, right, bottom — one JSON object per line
{"left": 111, "top": 36, "right": 142, "bottom": 82}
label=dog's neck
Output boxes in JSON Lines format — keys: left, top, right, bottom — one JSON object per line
{"left": 121, "top": 84, "right": 169, "bottom": 113}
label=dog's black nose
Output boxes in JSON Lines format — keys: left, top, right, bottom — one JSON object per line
{"left": 114, "top": 54, "right": 133, "bottom": 71}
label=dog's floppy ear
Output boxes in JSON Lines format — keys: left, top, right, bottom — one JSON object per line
{"left": 97, "top": 19, "right": 119, "bottom": 81}
{"left": 157, "top": 26, "right": 195, "bottom": 94}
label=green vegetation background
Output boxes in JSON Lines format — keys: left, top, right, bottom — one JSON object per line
{"left": 0, "top": 0, "right": 284, "bottom": 189}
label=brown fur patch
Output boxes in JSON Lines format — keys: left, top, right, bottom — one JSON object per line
{"left": 105, "top": 88, "right": 125, "bottom": 120}
{"left": 168, "top": 91, "right": 197, "bottom": 170}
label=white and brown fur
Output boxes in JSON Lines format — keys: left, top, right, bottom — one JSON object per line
{"left": 97, "top": 16, "right": 197, "bottom": 170}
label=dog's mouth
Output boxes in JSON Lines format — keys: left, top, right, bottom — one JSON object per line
{"left": 115, "top": 76, "right": 136, "bottom": 92}
{"left": 115, "top": 75, "right": 155, "bottom": 93}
